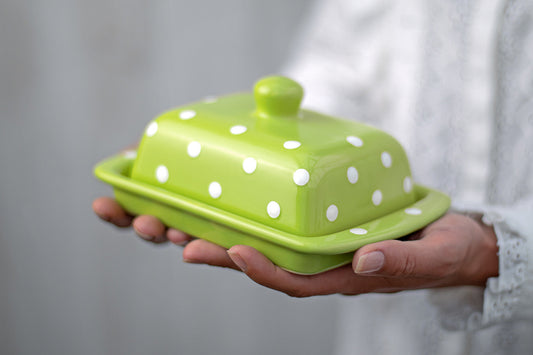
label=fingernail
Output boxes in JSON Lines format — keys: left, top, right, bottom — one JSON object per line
{"left": 137, "top": 231, "right": 154, "bottom": 241}
{"left": 183, "top": 257, "right": 200, "bottom": 264}
{"left": 227, "top": 250, "right": 247, "bottom": 272}
{"left": 354, "top": 251, "right": 384, "bottom": 274}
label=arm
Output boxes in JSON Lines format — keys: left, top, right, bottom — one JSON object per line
{"left": 429, "top": 0, "right": 533, "bottom": 329}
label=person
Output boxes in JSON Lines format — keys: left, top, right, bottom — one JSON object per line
{"left": 93, "top": 0, "right": 533, "bottom": 353}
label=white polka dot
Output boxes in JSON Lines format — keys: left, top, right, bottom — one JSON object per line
{"left": 405, "top": 208, "right": 422, "bottom": 215}
{"left": 381, "top": 151, "right": 392, "bottom": 168}
{"left": 267, "top": 201, "right": 281, "bottom": 218}
{"left": 283, "top": 140, "right": 301, "bottom": 149}
{"left": 372, "top": 190, "right": 383, "bottom": 206}
{"left": 230, "top": 125, "right": 247, "bottom": 135}
{"left": 187, "top": 141, "right": 202, "bottom": 158}
{"left": 203, "top": 96, "right": 218, "bottom": 103}
{"left": 347, "top": 166, "right": 358, "bottom": 184}
{"left": 403, "top": 176, "right": 413, "bottom": 193}
{"left": 123, "top": 150, "right": 137, "bottom": 159}
{"left": 293, "top": 169, "right": 310, "bottom": 186}
{"left": 156, "top": 165, "right": 169, "bottom": 183}
{"left": 209, "top": 182, "right": 222, "bottom": 199}
{"left": 346, "top": 136, "right": 363, "bottom": 147}
{"left": 179, "top": 110, "right": 196, "bottom": 120}
{"left": 350, "top": 228, "right": 368, "bottom": 235}
{"left": 327, "top": 205, "right": 338, "bottom": 222}
{"left": 242, "top": 157, "right": 257, "bottom": 174}
{"left": 146, "top": 122, "right": 158, "bottom": 137}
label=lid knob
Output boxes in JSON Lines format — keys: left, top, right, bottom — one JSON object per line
{"left": 254, "top": 76, "right": 303, "bottom": 118}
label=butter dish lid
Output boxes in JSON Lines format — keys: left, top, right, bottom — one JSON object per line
{"left": 129, "top": 76, "right": 422, "bottom": 236}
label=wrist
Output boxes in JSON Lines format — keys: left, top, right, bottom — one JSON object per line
{"left": 466, "top": 214, "right": 500, "bottom": 286}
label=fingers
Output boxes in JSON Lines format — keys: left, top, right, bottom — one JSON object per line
{"left": 183, "top": 242, "right": 445, "bottom": 296}
{"left": 92, "top": 197, "right": 133, "bottom": 227}
{"left": 352, "top": 235, "right": 461, "bottom": 281}
{"left": 227, "top": 245, "right": 309, "bottom": 296}
{"left": 183, "top": 241, "right": 326, "bottom": 296}
{"left": 94, "top": 197, "right": 194, "bottom": 245}
{"left": 226, "top": 245, "right": 350, "bottom": 297}
{"left": 132, "top": 215, "right": 168, "bottom": 244}
{"left": 225, "top": 245, "right": 440, "bottom": 296}
{"left": 183, "top": 239, "right": 239, "bottom": 270}
{"left": 167, "top": 228, "right": 193, "bottom": 246}
{"left": 352, "top": 214, "right": 497, "bottom": 286}
{"left": 183, "top": 241, "right": 323, "bottom": 296}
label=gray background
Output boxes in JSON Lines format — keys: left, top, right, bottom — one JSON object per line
{"left": 0, "top": 1, "right": 340, "bottom": 354}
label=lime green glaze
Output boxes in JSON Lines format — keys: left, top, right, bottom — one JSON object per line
{"left": 254, "top": 76, "right": 304, "bottom": 118}
{"left": 131, "top": 77, "right": 417, "bottom": 237}
{"left": 94, "top": 76, "right": 451, "bottom": 274}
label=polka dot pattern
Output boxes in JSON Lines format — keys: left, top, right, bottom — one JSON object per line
{"left": 346, "top": 136, "right": 363, "bottom": 147}
{"left": 187, "top": 141, "right": 202, "bottom": 158}
{"left": 146, "top": 122, "right": 158, "bottom": 137}
{"left": 209, "top": 182, "right": 222, "bottom": 199}
{"left": 350, "top": 228, "right": 368, "bottom": 235}
{"left": 347, "top": 166, "right": 358, "bottom": 184}
{"left": 179, "top": 110, "right": 196, "bottom": 120}
{"left": 327, "top": 205, "right": 338, "bottom": 222}
{"left": 372, "top": 190, "right": 383, "bottom": 206}
{"left": 156, "top": 165, "right": 169, "bottom": 183}
{"left": 405, "top": 208, "right": 422, "bottom": 215}
{"left": 242, "top": 157, "right": 257, "bottom": 174}
{"left": 267, "top": 201, "right": 281, "bottom": 218}
{"left": 143, "top": 108, "right": 425, "bottom": 232}
{"left": 293, "top": 169, "right": 310, "bottom": 186}
{"left": 381, "top": 151, "right": 392, "bottom": 168}
{"left": 283, "top": 140, "right": 301, "bottom": 150}
{"left": 230, "top": 125, "right": 247, "bottom": 135}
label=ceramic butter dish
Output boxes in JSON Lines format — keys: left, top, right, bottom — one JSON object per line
{"left": 94, "top": 76, "right": 450, "bottom": 274}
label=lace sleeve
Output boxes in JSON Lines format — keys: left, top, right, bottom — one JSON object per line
{"left": 430, "top": 0, "right": 533, "bottom": 330}
{"left": 429, "top": 200, "right": 533, "bottom": 330}
{"left": 480, "top": 202, "right": 533, "bottom": 326}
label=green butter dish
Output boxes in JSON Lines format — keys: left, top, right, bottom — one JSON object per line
{"left": 94, "top": 76, "right": 450, "bottom": 274}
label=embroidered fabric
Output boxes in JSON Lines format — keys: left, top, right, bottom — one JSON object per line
{"left": 481, "top": 204, "right": 533, "bottom": 324}
{"left": 478, "top": 0, "right": 533, "bottom": 329}
{"left": 438, "top": 203, "right": 533, "bottom": 331}
{"left": 283, "top": 0, "right": 533, "bottom": 352}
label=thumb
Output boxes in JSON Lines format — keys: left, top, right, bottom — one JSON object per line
{"left": 352, "top": 237, "right": 458, "bottom": 279}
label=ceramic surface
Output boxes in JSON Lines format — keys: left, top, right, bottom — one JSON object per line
{"left": 94, "top": 76, "right": 450, "bottom": 274}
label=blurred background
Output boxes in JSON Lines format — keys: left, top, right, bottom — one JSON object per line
{"left": 0, "top": 1, "right": 341, "bottom": 354}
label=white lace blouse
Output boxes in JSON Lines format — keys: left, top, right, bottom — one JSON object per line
{"left": 283, "top": 0, "right": 533, "bottom": 353}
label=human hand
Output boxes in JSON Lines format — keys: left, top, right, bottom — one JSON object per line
{"left": 92, "top": 198, "right": 499, "bottom": 297}
{"left": 182, "top": 213, "right": 499, "bottom": 297}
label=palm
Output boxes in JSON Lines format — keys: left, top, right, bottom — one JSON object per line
{"left": 93, "top": 196, "right": 498, "bottom": 297}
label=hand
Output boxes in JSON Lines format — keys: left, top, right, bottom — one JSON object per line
{"left": 92, "top": 196, "right": 193, "bottom": 245}
{"left": 93, "top": 197, "right": 499, "bottom": 297}
{"left": 183, "top": 213, "right": 499, "bottom": 297}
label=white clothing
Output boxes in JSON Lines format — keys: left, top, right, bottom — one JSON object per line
{"left": 284, "top": 0, "right": 533, "bottom": 353}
